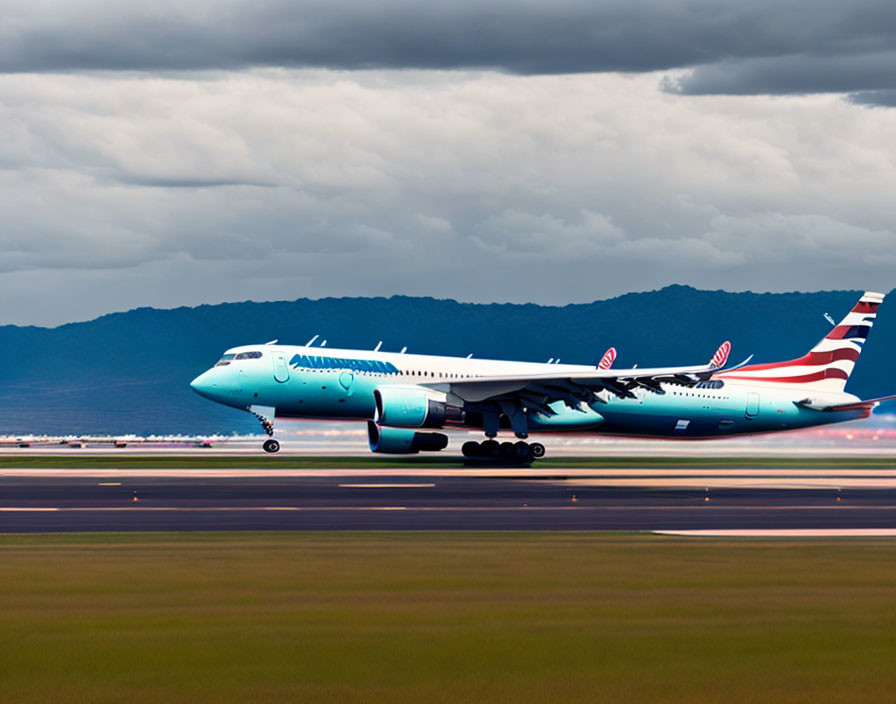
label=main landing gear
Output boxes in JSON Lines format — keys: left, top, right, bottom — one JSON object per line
{"left": 461, "top": 439, "right": 546, "bottom": 463}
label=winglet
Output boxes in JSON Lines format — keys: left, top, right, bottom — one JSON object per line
{"left": 709, "top": 341, "right": 731, "bottom": 369}
{"left": 598, "top": 347, "right": 617, "bottom": 370}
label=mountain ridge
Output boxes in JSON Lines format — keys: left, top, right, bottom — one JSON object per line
{"left": 1, "top": 286, "right": 893, "bottom": 435}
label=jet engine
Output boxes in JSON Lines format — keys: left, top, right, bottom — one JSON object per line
{"left": 367, "top": 421, "right": 448, "bottom": 454}
{"left": 373, "top": 386, "right": 462, "bottom": 428}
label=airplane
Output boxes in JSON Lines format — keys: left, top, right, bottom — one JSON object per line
{"left": 190, "top": 292, "right": 894, "bottom": 461}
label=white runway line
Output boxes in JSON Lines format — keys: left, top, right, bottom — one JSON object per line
{"left": 560, "top": 478, "right": 896, "bottom": 489}
{"left": 6, "top": 467, "right": 896, "bottom": 490}
{"left": 338, "top": 483, "right": 436, "bottom": 488}
{"left": 2, "top": 504, "right": 895, "bottom": 513}
{"left": 4, "top": 467, "right": 896, "bottom": 477}
{"left": 0, "top": 507, "right": 59, "bottom": 512}
{"left": 654, "top": 529, "right": 896, "bottom": 537}
{"left": 0, "top": 506, "right": 411, "bottom": 512}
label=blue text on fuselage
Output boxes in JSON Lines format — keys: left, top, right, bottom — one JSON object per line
{"left": 289, "top": 354, "right": 400, "bottom": 374}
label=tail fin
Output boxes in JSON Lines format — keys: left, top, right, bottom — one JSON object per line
{"left": 718, "top": 292, "right": 885, "bottom": 393}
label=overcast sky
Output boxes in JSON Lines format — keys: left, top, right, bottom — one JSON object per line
{"left": 2, "top": 0, "right": 896, "bottom": 326}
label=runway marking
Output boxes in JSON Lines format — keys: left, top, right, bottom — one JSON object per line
{"left": 0, "top": 507, "right": 59, "bottom": 512}
{"left": 654, "top": 529, "right": 896, "bottom": 537}
{"left": 3, "top": 505, "right": 896, "bottom": 512}
{"left": 0, "top": 506, "right": 416, "bottom": 512}
{"left": 339, "top": 483, "right": 435, "bottom": 488}
{"left": 5, "top": 467, "right": 896, "bottom": 481}
{"left": 558, "top": 478, "right": 896, "bottom": 489}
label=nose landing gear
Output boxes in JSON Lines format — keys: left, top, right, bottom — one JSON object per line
{"left": 250, "top": 405, "right": 280, "bottom": 453}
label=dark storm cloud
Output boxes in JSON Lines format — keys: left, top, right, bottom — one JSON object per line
{"left": 665, "top": 52, "right": 896, "bottom": 96}
{"left": 848, "top": 90, "right": 896, "bottom": 107}
{"left": 1, "top": 68, "right": 895, "bottom": 326}
{"left": 4, "top": 0, "right": 896, "bottom": 100}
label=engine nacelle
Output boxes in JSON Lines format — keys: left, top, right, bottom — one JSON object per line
{"left": 374, "top": 386, "right": 461, "bottom": 428}
{"left": 367, "top": 421, "right": 449, "bottom": 454}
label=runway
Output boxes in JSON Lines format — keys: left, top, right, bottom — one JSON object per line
{"left": 4, "top": 459, "right": 896, "bottom": 532}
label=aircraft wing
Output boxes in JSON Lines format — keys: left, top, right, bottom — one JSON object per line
{"left": 424, "top": 344, "right": 744, "bottom": 414}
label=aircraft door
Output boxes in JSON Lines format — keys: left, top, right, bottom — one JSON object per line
{"left": 338, "top": 371, "right": 355, "bottom": 396}
{"left": 745, "top": 392, "right": 760, "bottom": 418}
{"left": 273, "top": 352, "right": 290, "bottom": 383}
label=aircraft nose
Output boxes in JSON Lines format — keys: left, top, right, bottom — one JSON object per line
{"left": 190, "top": 370, "right": 216, "bottom": 399}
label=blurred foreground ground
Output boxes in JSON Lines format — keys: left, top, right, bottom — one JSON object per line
{"left": 2, "top": 532, "right": 896, "bottom": 704}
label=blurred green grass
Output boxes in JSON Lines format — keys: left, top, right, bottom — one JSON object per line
{"left": 3, "top": 532, "right": 896, "bottom": 703}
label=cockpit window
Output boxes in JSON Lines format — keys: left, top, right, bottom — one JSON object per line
{"left": 215, "top": 354, "right": 235, "bottom": 367}
{"left": 234, "top": 351, "right": 263, "bottom": 360}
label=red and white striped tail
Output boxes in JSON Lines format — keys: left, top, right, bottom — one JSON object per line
{"left": 717, "top": 292, "right": 885, "bottom": 392}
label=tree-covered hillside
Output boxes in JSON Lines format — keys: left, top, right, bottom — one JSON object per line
{"left": 1, "top": 286, "right": 892, "bottom": 434}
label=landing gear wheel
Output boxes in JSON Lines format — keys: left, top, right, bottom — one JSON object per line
{"left": 529, "top": 442, "right": 546, "bottom": 459}
{"left": 462, "top": 441, "right": 481, "bottom": 458}
{"left": 513, "top": 441, "right": 532, "bottom": 461}
{"left": 499, "top": 441, "right": 515, "bottom": 458}
{"left": 480, "top": 439, "right": 500, "bottom": 458}
{"left": 262, "top": 438, "right": 281, "bottom": 454}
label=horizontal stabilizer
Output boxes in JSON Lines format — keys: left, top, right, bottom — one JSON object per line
{"left": 797, "top": 393, "right": 896, "bottom": 413}
{"left": 818, "top": 394, "right": 896, "bottom": 412}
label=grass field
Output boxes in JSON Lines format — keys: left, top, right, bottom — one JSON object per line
{"left": 1, "top": 454, "right": 896, "bottom": 469}
{"left": 3, "top": 533, "right": 896, "bottom": 703}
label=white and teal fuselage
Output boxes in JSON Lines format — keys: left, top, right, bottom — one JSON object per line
{"left": 190, "top": 344, "right": 868, "bottom": 441}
